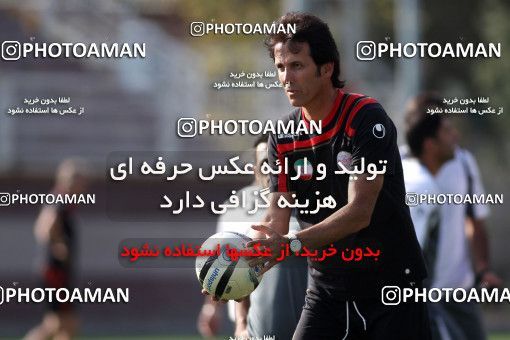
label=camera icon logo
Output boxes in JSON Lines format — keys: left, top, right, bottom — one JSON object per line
{"left": 405, "top": 193, "right": 418, "bottom": 207}
{"left": 0, "top": 193, "right": 11, "bottom": 206}
{"left": 356, "top": 41, "right": 376, "bottom": 61}
{"left": 190, "top": 22, "right": 206, "bottom": 37}
{"left": 177, "top": 118, "right": 198, "bottom": 138}
{"left": 1, "top": 41, "right": 21, "bottom": 61}
{"left": 382, "top": 286, "right": 401, "bottom": 305}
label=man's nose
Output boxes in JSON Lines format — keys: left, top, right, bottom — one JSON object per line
{"left": 282, "top": 69, "right": 293, "bottom": 85}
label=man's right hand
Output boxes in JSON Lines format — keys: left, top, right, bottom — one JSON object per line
{"left": 197, "top": 299, "right": 222, "bottom": 337}
{"left": 234, "top": 324, "right": 249, "bottom": 339}
{"left": 201, "top": 289, "right": 228, "bottom": 304}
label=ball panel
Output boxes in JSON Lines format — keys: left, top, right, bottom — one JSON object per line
{"left": 196, "top": 231, "right": 264, "bottom": 300}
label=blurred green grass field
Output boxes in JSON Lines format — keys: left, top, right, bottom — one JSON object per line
{"left": 2, "top": 334, "right": 510, "bottom": 339}
{"left": 75, "top": 334, "right": 510, "bottom": 340}
{"left": 73, "top": 335, "right": 510, "bottom": 340}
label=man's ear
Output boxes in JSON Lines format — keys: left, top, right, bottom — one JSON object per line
{"left": 320, "top": 62, "right": 334, "bottom": 78}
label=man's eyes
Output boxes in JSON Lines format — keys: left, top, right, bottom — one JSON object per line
{"left": 276, "top": 63, "right": 302, "bottom": 70}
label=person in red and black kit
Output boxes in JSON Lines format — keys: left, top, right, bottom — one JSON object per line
{"left": 238, "top": 13, "right": 431, "bottom": 339}
{"left": 25, "top": 159, "right": 88, "bottom": 340}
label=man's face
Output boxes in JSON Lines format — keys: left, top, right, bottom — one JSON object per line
{"left": 433, "top": 119, "right": 457, "bottom": 162}
{"left": 274, "top": 41, "right": 331, "bottom": 107}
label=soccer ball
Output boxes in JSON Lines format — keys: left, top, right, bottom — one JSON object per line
{"left": 196, "top": 231, "right": 264, "bottom": 300}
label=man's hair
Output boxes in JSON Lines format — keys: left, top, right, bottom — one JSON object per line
{"left": 265, "top": 12, "right": 345, "bottom": 88}
{"left": 404, "top": 93, "right": 445, "bottom": 157}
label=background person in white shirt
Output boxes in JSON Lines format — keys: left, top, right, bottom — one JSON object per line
{"left": 197, "top": 135, "right": 307, "bottom": 339}
{"left": 401, "top": 157, "right": 441, "bottom": 279}
{"left": 403, "top": 93, "right": 502, "bottom": 340}
{"left": 435, "top": 148, "right": 502, "bottom": 290}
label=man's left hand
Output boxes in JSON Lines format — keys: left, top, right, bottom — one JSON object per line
{"left": 246, "top": 224, "right": 288, "bottom": 275}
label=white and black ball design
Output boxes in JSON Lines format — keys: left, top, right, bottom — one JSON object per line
{"left": 196, "top": 231, "right": 263, "bottom": 300}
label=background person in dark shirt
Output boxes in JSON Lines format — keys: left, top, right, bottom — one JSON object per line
{"left": 25, "top": 158, "right": 88, "bottom": 340}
